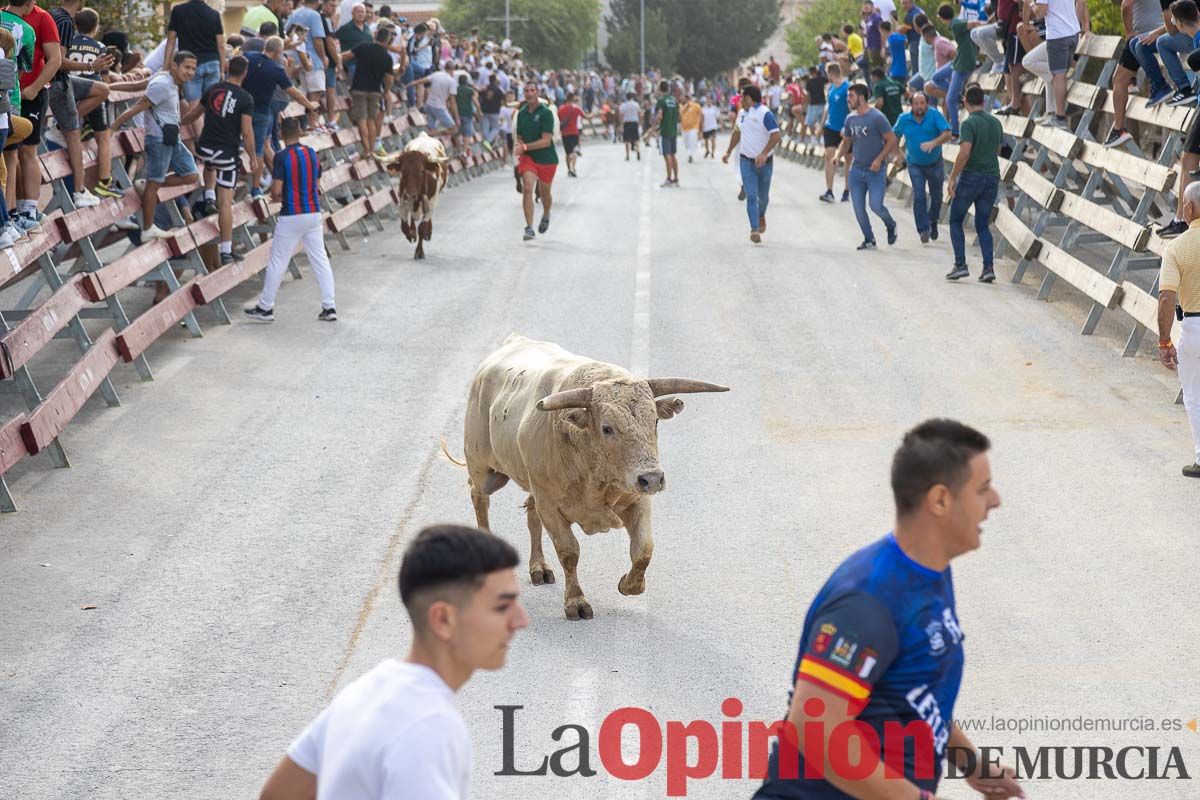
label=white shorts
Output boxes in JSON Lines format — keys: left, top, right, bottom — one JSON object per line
{"left": 301, "top": 66, "right": 327, "bottom": 95}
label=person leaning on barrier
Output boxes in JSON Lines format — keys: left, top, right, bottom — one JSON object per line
{"left": 1156, "top": 0, "right": 1200, "bottom": 239}
{"left": 258, "top": 525, "right": 528, "bottom": 800}
{"left": 1157, "top": 181, "right": 1200, "bottom": 478}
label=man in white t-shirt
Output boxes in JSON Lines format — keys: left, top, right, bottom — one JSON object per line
{"left": 421, "top": 61, "right": 460, "bottom": 131}
{"left": 619, "top": 92, "right": 642, "bottom": 160}
{"left": 259, "top": 525, "right": 529, "bottom": 800}
{"left": 700, "top": 96, "right": 720, "bottom": 159}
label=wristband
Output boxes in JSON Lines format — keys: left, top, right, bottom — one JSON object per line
{"left": 1160, "top": 340, "right": 1175, "bottom": 348}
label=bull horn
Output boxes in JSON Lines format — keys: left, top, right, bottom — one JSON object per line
{"left": 536, "top": 387, "right": 593, "bottom": 411}
{"left": 646, "top": 378, "right": 730, "bottom": 396}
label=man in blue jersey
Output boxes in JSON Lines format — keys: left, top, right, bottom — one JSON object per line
{"left": 820, "top": 62, "right": 850, "bottom": 203}
{"left": 754, "top": 419, "right": 1025, "bottom": 800}
{"left": 245, "top": 117, "right": 337, "bottom": 323}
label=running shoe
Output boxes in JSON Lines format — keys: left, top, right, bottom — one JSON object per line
{"left": 920, "top": 230, "right": 930, "bottom": 244}
{"left": 0, "top": 226, "right": 17, "bottom": 249}
{"left": 930, "top": 223, "right": 939, "bottom": 240}
{"left": 113, "top": 215, "right": 141, "bottom": 231}
{"left": 886, "top": 224, "right": 897, "bottom": 245}
{"left": 523, "top": 226, "right": 535, "bottom": 240}
{"left": 660, "top": 179, "right": 672, "bottom": 187}
{"left": 1167, "top": 85, "right": 1198, "bottom": 107}
{"left": 220, "top": 251, "right": 244, "bottom": 266}
{"left": 3, "top": 222, "right": 26, "bottom": 241}
{"left": 538, "top": 216, "right": 550, "bottom": 234}
{"left": 244, "top": 305, "right": 275, "bottom": 322}
{"left": 250, "top": 187, "right": 265, "bottom": 199}
{"left": 1103, "top": 128, "right": 1132, "bottom": 148}
{"left": 201, "top": 199, "right": 218, "bottom": 218}
{"left": 819, "top": 190, "right": 835, "bottom": 203}
{"left": 1184, "top": 463, "right": 1200, "bottom": 478}
{"left": 750, "top": 230, "right": 761, "bottom": 243}
{"left": 143, "top": 224, "right": 173, "bottom": 240}
{"left": 841, "top": 189, "right": 850, "bottom": 202}
{"left": 93, "top": 178, "right": 124, "bottom": 198}
{"left": 945, "top": 265, "right": 970, "bottom": 280}
{"left": 318, "top": 307, "right": 338, "bottom": 322}
{"left": 1146, "top": 86, "right": 1174, "bottom": 108}
{"left": 979, "top": 268, "right": 996, "bottom": 283}
{"left": 1158, "top": 219, "right": 1188, "bottom": 238}
{"left": 856, "top": 239, "right": 877, "bottom": 251}
{"left": 73, "top": 189, "right": 101, "bottom": 208}
{"left": 14, "top": 213, "right": 40, "bottom": 232}
{"left": 738, "top": 187, "right": 746, "bottom": 200}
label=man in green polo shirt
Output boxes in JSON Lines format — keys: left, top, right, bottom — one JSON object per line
{"left": 652, "top": 79, "right": 680, "bottom": 187}
{"left": 869, "top": 67, "right": 904, "bottom": 126}
{"left": 514, "top": 82, "right": 558, "bottom": 241}
{"left": 946, "top": 84, "right": 1002, "bottom": 283}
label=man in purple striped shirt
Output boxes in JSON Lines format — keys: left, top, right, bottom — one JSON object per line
{"left": 245, "top": 116, "right": 338, "bottom": 322}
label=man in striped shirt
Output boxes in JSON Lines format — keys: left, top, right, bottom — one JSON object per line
{"left": 245, "top": 116, "right": 337, "bottom": 322}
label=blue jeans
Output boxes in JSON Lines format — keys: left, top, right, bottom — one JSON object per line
{"left": 738, "top": 155, "right": 773, "bottom": 230}
{"left": 1132, "top": 37, "right": 1172, "bottom": 94}
{"left": 947, "top": 69, "right": 969, "bottom": 135}
{"left": 848, "top": 164, "right": 895, "bottom": 241}
{"left": 949, "top": 171, "right": 1000, "bottom": 267}
{"left": 482, "top": 112, "right": 501, "bottom": 144}
{"left": 908, "top": 160, "right": 944, "bottom": 234}
{"left": 184, "top": 59, "right": 221, "bottom": 102}
{"left": 251, "top": 108, "right": 272, "bottom": 156}
{"left": 403, "top": 63, "right": 416, "bottom": 106}
{"left": 1156, "top": 31, "right": 1196, "bottom": 90}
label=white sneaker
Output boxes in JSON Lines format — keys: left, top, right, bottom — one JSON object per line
{"left": 4, "top": 222, "right": 26, "bottom": 240}
{"left": 0, "top": 226, "right": 16, "bottom": 249}
{"left": 113, "top": 215, "right": 141, "bottom": 231}
{"left": 74, "top": 189, "right": 101, "bottom": 208}
{"left": 991, "top": 62, "right": 1006, "bottom": 74}
{"left": 142, "top": 224, "right": 173, "bottom": 240}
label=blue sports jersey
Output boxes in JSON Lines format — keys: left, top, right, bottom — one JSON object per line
{"left": 755, "top": 534, "right": 965, "bottom": 799}
{"left": 887, "top": 32, "right": 908, "bottom": 78}
{"left": 274, "top": 143, "right": 322, "bottom": 216}
{"left": 825, "top": 82, "right": 850, "bottom": 132}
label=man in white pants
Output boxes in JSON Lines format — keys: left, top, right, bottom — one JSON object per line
{"left": 245, "top": 117, "right": 337, "bottom": 322}
{"left": 1158, "top": 181, "right": 1200, "bottom": 478}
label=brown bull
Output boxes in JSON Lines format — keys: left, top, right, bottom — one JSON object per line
{"left": 460, "top": 335, "right": 728, "bottom": 620}
{"left": 385, "top": 143, "right": 448, "bottom": 260}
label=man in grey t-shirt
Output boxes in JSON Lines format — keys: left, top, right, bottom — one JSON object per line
{"left": 835, "top": 83, "right": 899, "bottom": 250}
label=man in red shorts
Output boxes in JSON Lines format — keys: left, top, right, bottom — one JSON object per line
{"left": 514, "top": 82, "right": 557, "bottom": 241}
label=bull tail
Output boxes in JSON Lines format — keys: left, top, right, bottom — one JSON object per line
{"left": 439, "top": 437, "right": 468, "bottom": 468}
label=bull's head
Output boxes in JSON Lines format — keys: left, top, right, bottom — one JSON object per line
{"left": 536, "top": 378, "right": 728, "bottom": 496}
{"left": 386, "top": 151, "right": 440, "bottom": 205}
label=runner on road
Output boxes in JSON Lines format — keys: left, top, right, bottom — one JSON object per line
{"left": 820, "top": 62, "right": 850, "bottom": 203}
{"left": 515, "top": 82, "right": 558, "bottom": 241}
{"left": 700, "top": 95, "right": 720, "bottom": 158}
{"left": 723, "top": 84, "right": 780, "bottom": 244}
{"left": 652, "top": 80, "right": 680, "bottom": 186}
{"left": 557, "top": 91, "right": 584, "bottom": 177}
{"left": 753, "top": 419, "right": 1025, "bottom": 800}
{"left": 259, "top": 525, "right": 528, "bottom": 800}
{"left": 836, "top": 82, "right": 899, "bottom": 250}
{"left": 619, "top": 91, "right": 641, "bottom": 160}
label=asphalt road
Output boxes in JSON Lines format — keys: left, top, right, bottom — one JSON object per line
{"left": 2, "top": 136, "right": 1198, "bottom": 800}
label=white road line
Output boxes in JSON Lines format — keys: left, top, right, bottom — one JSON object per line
{"left": 631, "top": 159, "right": 652, "bottom": 377}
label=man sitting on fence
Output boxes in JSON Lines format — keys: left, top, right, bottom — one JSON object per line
{"left": 1103, "top": 0, "right": 1173, "bottom": 147}
{"left": 67, "top": 7, "right": 122, "bottom": 200}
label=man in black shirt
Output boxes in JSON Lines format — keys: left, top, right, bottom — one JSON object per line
{"left": 803, "top": 66, "right": 828, "bottom": 147}
{"left": 165, "top": 0, "right": 226, "bottom": 101}
{"left": 65, "top": 6, "right": 121, "bottom": 199}
{"left": 342, "top": 26, "right": 393, "bottom": 157}
{"left": 479, "top": 73, "right": 504, "bottom": 147}
{"left": 183, "top": 55, "right": 256, "bottom": 266}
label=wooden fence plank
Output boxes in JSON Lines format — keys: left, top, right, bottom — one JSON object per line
{"left": 113, "top": 282, "right": 200, "bottom": 362}
{"left": 0, "top": 275, "right": 90, "bottom": 378}
{"left": 19, "top": 330, "right": 120, "bottom": 455}
{"left": 0, "top": 413, "right": 29, "bottom": 474}
{"left": 1118, "top": 281, "right": 1160, "bottom": 334}
{"left": 995, "top": 206, "right": 1042, "bottom": 261}
{"left": 1037, "top": 241, "right": 1124, "bottom": 308}
{"left": 190, "top": 241, "right": 274, "bottom": 305}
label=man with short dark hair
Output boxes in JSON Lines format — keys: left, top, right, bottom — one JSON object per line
{"left": 722, "top": 84, "right": 780, "bottom": 244}
{"left": 652, "top": 78, "right": 680, "bottom": 187}
{"left": 184, "top": 54, "right": 256, "bottom": 266}
{"left": 259, "top": 524, "right": 528, "bottom": 799}
{"left": 342, "top": 25, "right": 392, "bottom": 157}
{"left": 946, "top": 83, "right": 1002, "bottom": 281}
{"left": 869, "top": 65, "right": 904, "bottom": 125}
{"left": 557, "top": 90, "right": 583, "bottom": 177}
{"left": 893, "top": 91, "right": 951, "bottom": 243}
{"left": 244, "top": 35, "right": 317, "bottom": 197}
{"left": 64, "top": 3, "right": 121, "bottom": 200}
{"left": 514, "top": 81, "right": 557, "bottom": 241}
{"left": 836, "top": 82, "right": 898, "bottom": 250}
{"left": 244, "top": 116, "right": 337, "bottom": 322}
{"left": 753, "top": 419, "right": 1023, "bottom": 800}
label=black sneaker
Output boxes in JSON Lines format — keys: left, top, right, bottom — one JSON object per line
{"left": 946, "top": 265, "right": 970, "bottom": 280}
{"left": 1184, "top": 462, "right": 1200, "bottom": 478}
{"left": 841, "top": 189, "right": 850, "bottom": 202}
{"left": 920, "top": 230, "right": 930, "bottom": 244}
{"left": 1159, "top": 219, "right": 1189, "bottom": 239}
{"left": 819, "top": 190, "right": 835, "bottom": 203}
{"left": 523, "top": 226, "right": 535, "bottom": 240}
{"left": 738, "top": 187, "right": 746, "bottom": 201}
{"left": 220, "top": 251, "right": 244, "bottom": 266}
{"left": 318, "top": 307, "right": 337, "bottom": 322}
{"left": 979, "top": 268, "right": 996, "bottom": 283}
{"left": 202, "top": 199, "right": 218, "bottom": 217}
{"left": 930, "top": 223, "right": 939, "bottom": 240}
{"left": 244, "top": 304, "right": 274, "bottom": 322}
{"left": 1103, "top": 128, "right": 1132, "bottom": 148}
{"left": 1167, "top": 86, "right": 1198, "bottom": 107}
{"left": 538, "top": 216, "right": 550, "bottom": 234}
{"left": 856, "top": 239, "right": 877, "bottom": 251}
{"left": 995, "top": 106, "right": 1017, "bottom": 116}
{"left": 886, "top": 224, "right": 897, "bottom": 245}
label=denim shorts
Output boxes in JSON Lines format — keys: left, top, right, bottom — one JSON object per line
{"left": 425, "top": 105, "right": 455, "bottom": 130}
{"left": 1047, "top": 34, "right": 1078, "bottom": 74}
{"left": 252, "top": 108, "right": 272, "bottom": 156}
{"left": 804, "top": 104, "right": 825, "bottom": 126}
{"left": 145, "top": 136, "right": 198, "bottom": 183}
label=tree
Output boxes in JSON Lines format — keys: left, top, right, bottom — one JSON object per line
{"left": 604, "top": 8, "right": 677, "bottom": 75}
{"left": 442, "top": 0, "right": 601, "bottom": 68}
{"left": 605, "top": 0, "right": 778, "bottom": 78}
{"left": 785, "top": 0, "right": 860, "bottom": 67}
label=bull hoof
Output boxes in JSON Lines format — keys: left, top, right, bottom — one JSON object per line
{"left": 618, "top": 573, "right": 646, "bottom": 596}
{"left": 530, "top": 567, "right": 555, "bottom": 585}
{"left": 564, "top": 597, "right": 593, "bottom": 620}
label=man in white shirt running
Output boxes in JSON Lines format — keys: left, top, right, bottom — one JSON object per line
{"left": 258, "top": 525, "right": 529, "bottom": 800}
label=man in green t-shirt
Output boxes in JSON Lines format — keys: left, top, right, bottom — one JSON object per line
{"left": 946, "top": 85, "right": 1002, "bottom": 283}
{"left": 651, "top": 79, "right": 680, "bottom": 187}
{"left": 455, "top": 73, "right": 480, "bottom": 141}
{"left": 514, "top": 82, "right": 558, "bottom": 241}
{"left": 869, "top": 67, "right": 904, "bottom": 125}
{"left": 937, "top": 2, "right": 983, "bottom": 137}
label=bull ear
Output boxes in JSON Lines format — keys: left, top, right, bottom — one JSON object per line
{"left": 656, "top": 397, "right": 684, "bottom": 420}
{"left": 562, "top": 408, "right": 590, "bottom": 431}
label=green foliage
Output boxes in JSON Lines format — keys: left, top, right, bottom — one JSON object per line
{"left": 442, "top": 0, "right": 601, "bottom": 68}
{"left": 605, "top": 0, "right": 778, "bottom": 78}
{"left": 785, "top": 0, "right": 862, "bottom": 68}
{"left": 1087, "top": 0, "right": 1123, "bottom": 36}
{"left": 94, "top": 0, "right": 166, "bottom": 49}
{"left": 604, "top": 8, "right": 677, "bottom": 75}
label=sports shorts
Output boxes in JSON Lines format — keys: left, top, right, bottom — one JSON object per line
{"left": 518, "top": 154, "right": 556, "bottom": 183}
{"left": 196, "top": 144, "right": 240, "bottom": 189}
{"left": 822, "top": 126, "right": 843, "bottom": 149}
{"left": 562, "top": 133, "right": 579, "bottom": 154}
{"left": 659, "top": 135, "right": 677, "bottom": 155}
{"left": 622, "top": 121, "right": 639, "bottom": 142}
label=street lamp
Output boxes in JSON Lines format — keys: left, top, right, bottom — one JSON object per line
{"left": 639, "top": 0, "right": 645, "bottom": 76}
